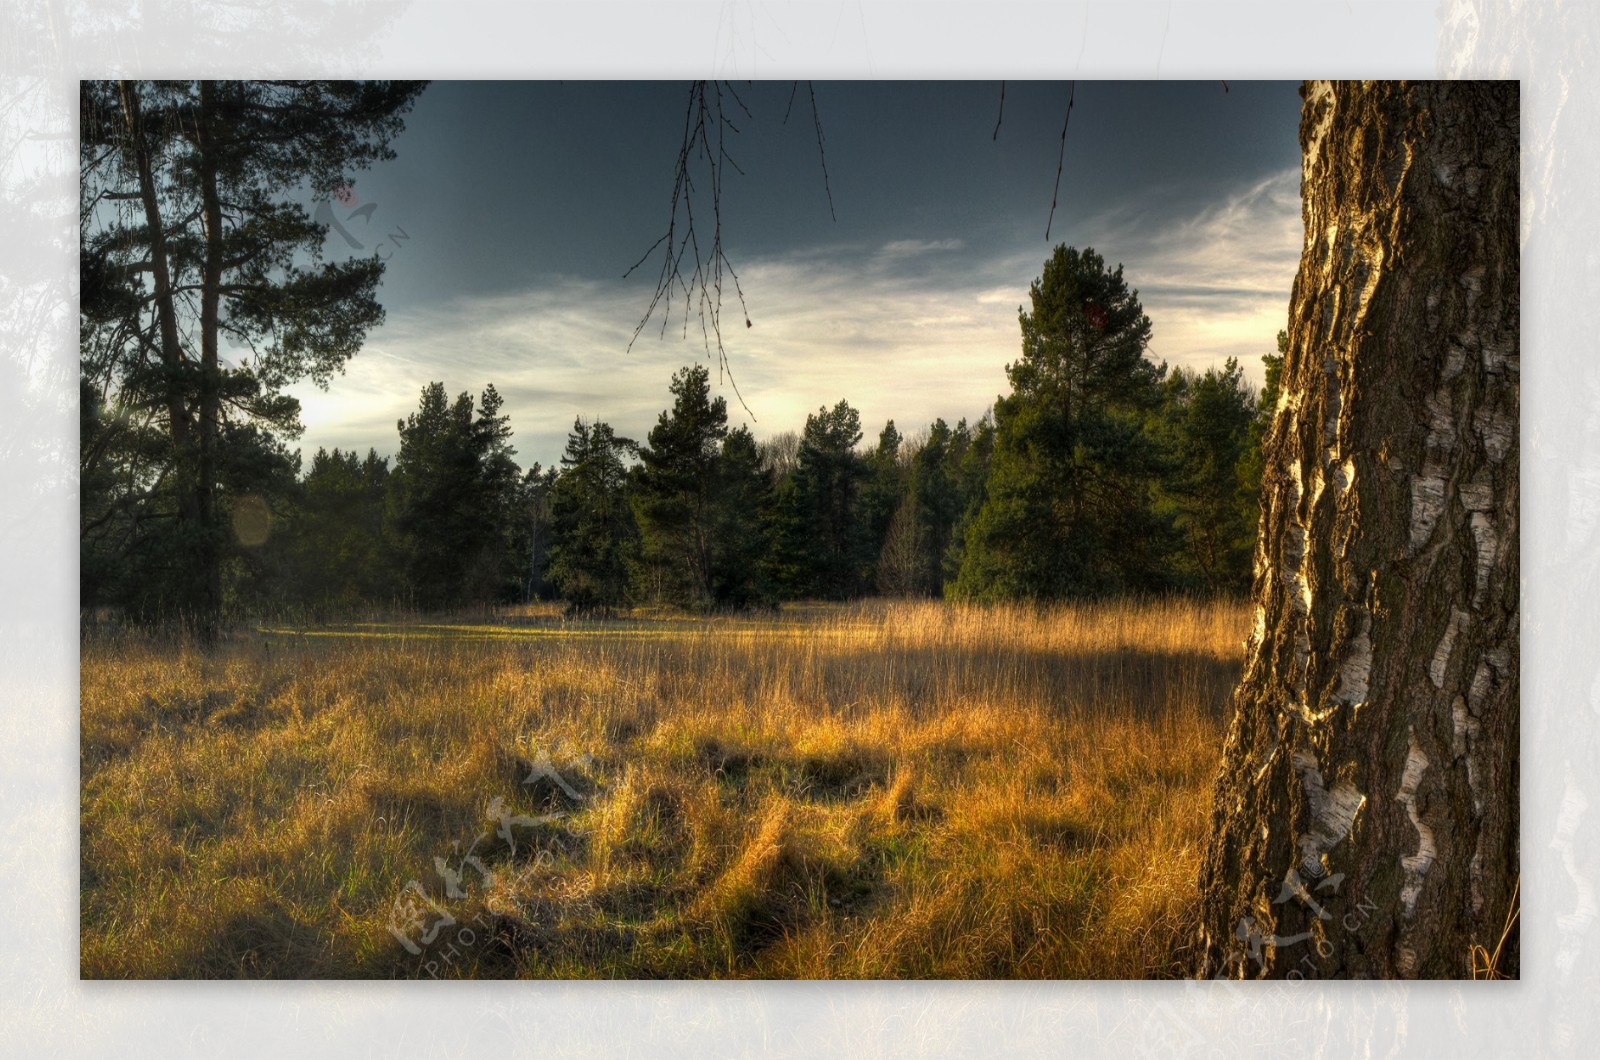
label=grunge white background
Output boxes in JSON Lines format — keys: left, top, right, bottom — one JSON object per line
{"left": 0, "top": 1, "right": 1587, "bottom": 1055}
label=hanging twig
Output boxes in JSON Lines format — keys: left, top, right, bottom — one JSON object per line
{"left": 782, "top": 80, "right": 800, "bottom": 125}
{"left": 808, "top": 81, "right": 836, "bottom": 223}
{"left": 627, "top": 81, "right": 836, "bottom": 419}
{"left": 1044, "top": 81, "right": 1076, "bottom": 243}
{"left": 624, "top": 81, "right": 756, "bottom": 416}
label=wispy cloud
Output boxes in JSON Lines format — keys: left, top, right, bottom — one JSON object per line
{"left": 1081, "top": 168, "right": 1302, "bottom": 380}
{"left": 289, "top": 251, "right": 1024, "bottom": 468}
{"left": 877, "top": 238, "right": 964, "bottom": 259}
{"left": 288, "top": 170, "right": 1302, "bottom": 468}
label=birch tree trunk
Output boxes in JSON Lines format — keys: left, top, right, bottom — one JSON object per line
{"left": 1195, "top": 80, "right": 1520, "bottom": 979}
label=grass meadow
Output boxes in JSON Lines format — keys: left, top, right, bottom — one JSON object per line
{"left": 80, "top": 598, "right": 1247, "bottom": 979}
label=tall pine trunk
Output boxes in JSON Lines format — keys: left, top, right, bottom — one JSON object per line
{"left": 1195, "top": 81, "right": 1520, "bottom": 979}
{"left": 196, "top": 80, "right": 225, "bottom": 645}
{"left": 118, "top": 80, "right": 207, "bottom": 633}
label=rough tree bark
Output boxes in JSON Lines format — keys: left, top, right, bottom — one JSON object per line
{"left": 1195, "top": 81, "right": 1520, "bottom": 979}
{"left": 196, "top": 80, "right": 225, "bottom": 645}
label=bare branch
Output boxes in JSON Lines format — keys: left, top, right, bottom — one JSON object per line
{"left": 807, "top": 82, "right": 836, "bottom": 223}
{"left": 625, "top": 80, "right": 757, "bottom": 418}
{"left": 1045, "top": 81, "right": 1076, "bottom": 243}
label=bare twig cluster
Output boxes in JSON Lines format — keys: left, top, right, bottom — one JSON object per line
{"left": 624, "top": 80, "right": 754, "bottom": 413}
{"left": 626, "top": 80, "right": 835, "bottom": 419}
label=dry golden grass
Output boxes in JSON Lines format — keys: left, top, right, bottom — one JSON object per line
{"left": 80, "top": 597, "right": 1246, "bottom": 979}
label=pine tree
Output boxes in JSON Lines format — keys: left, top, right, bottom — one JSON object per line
{"left": 633, "top": 365, "right": 729, "bottom": 608}
{"left": 908, "top": 418, "right": 962, "bottom": 596}
{"left": 859, "top": 420, "right": 907, "bottom": 591}
{"left": 294, "top": 447, "right": 391, "bottom": 616}
{"left": 778, "top": 400, "right": 868, "bottom": 599}
{"left": 389, "top": 382, "right": 526, "bottom": 611}
{"left": 547, "top": 419, "right": 638, "bottom": 614}
{"left": 1154, "top": 358, "right": 1258, "bottom": 593}
{"left": 942, "top": 414, "right": 996, "bottom": 592}
{"left": 952, "top": 246, "right": 1169, "bottom": 601}
{"left": 711, "top": 426, "right": 776, "bottom": 608}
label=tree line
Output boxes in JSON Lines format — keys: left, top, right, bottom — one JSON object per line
{"left": 83, "top": 243, "right": 1282, "bottom": 622}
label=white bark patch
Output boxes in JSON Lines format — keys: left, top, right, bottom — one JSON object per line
{"left": 1464, "top": 660, "right": 1494, "bottom": 816}
{"left": 1473, "top": 404, "right": 1514, "bottom": 464}
{"left": 1347, "top": 248, "right": 1384, "bottom": 342}
{"left": 1429, "top": 608, "right": 1472, "bottom": 688}
{"left": 1481, "top": 338, "right": 1515, "bottom": 375}
{"left": 1409, "top": 473, "right": 1448, "bottom": 552}
{"left": 1336, "top": 629, "right": 1373, "bottom": 707}
{"left": 1321, "top": 361, "right": 1342, "bottom": 462}
{"left": 1294, "top": 573, "right": 1313, "bottom": 620}
{"left": 1279, "top": 516, "right": 1313, "bottom": 679}
{"left": 1460, "top": 475, "right": 1495, "bottom": 512}
{"left": 1332, "top": 458, "right": 1356, "bottom": 495}
{"left": 1303, "top": 81, "right": 1337, "bottom": 176}
{"left": 1397, "top": 733, "right": 1436, "bottom": 918}
{"left": 1425, "top": 387, "right": 1458, "bottom": 443}
{"left": 1469, "top": 844, "right": 1486, "bottom": 915}
{"left": 1254, "top": 740, "right": 1278, "bottom": 785}
{"left": 1282, "top": 524, "right": 1311, "bottom": 620}
{"left": 1307, "top": 466, "right": 1326, "bottom": 515}
{"left": 1408, "top": 390, "right": 1455, "bottom": 554}
{"left": 1485, "top": 645, "right": 1512, "bottom": 678}
{"left": 1292, "top": 750, "right": 1366, "bottom": 878}
{"left": 1275, "top": 384, "right": 1298, "bottom": 417}
{"left": 1468, "top": 660, "right": 1494, "bottom": 717}
{"left": 1470, "top": 512, "right": 1500, "bottom": 609}
{"left": 1459, "top": 265, "right": 1485, "bottom": 313}
{"left": 1452, "top": 693, "right": 1484, "bottom": 815}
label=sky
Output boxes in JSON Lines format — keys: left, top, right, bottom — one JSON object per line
{"left": 281, "top": 80, "right": 1305, "bottom": 471}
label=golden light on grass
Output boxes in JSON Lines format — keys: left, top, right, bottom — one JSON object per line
{"left": 80, "top": 597, "right": 1246, "bottom": 979}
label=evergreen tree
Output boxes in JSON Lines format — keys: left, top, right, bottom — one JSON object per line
{"left": 775, "top": 400, "right": 868, "bottom": 599}
{"left": 907, "top": 418, "right": 962, "bottom": 596}
{"left": 518, "top": 463, "right": 559, "bottom": 602}
{"left": 389, "top": 382, "right": 526, "bottom": 611}
{"left": 858, "top": 420, "right": 906, "bottom": 591}
{"left": 942, "top": 413, "right": 996, "bottom": 592}
{"left": 1153, "top": 359, "right": 1258, "bottom": 592}
{"left": 547, "top": 418, "right": 638, "bottom": 614}
{"left": 711, "top": 426, "right": 776, "bottom": 608}
{"left": 632, "top": 365, "right": 729, "bottom": 608}
{"left": 465, "top": 383, "right": 525, "bottom": 604}
{"left": 952, "top": 246, "right": 1170, "bottom": 601}
{"left": 765, "top": 472, "right": 814, "bottom": 600}
{"left": 293, "top": 447, "right": 392, "bottom": 616}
